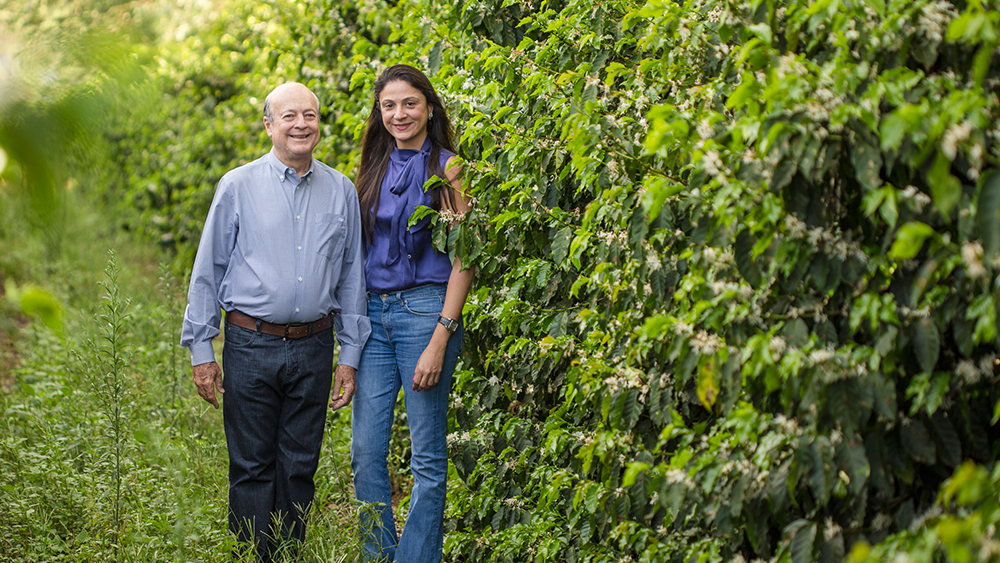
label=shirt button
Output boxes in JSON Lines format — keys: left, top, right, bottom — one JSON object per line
{"left": 296, "top": 215, "right": 300, "bottom": 220}
{"left": 407, "top": 254, "right": 412, "bottom": 259}
{"left": 295, "top": 308, "right": 300, "bottom": 313}
{"left": 298, "top": 277, "right": 303, "bottom": 282}
{"left": 298, "top": 246, "right": 302, "bottom": 251}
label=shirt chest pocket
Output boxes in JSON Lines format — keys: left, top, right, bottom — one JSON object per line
{"left": 316, "top": 213, "right": 346, "bottom": 260}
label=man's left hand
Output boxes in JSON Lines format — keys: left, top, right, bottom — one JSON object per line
{"left": 330, "top": 364, "right": 357, "bottom": 410}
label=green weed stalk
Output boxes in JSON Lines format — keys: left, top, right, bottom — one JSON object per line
{"left": 80, "top": 250, "right": 134, "bottom": 561}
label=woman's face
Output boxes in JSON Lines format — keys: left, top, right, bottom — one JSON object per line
{"left": 379, "top": 80, "right": 431, "bottom": 150}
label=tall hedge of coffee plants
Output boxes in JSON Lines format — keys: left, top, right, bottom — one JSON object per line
{"left": 104, "top": 0, "right": 1000, "bottom": 561}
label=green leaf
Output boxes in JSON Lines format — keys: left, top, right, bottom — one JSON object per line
{"left": 975, "top": 169, "right": 1000, "bottom": 257}
{"left": 696, "top": 355, "right": 720, "bottom": 410}
{"left": 735, "top": 230, "right": 763, "bottom": 288}
{"left": 622, "top": 462, "right": 651, "bottom": 487}
{"left": 901, "top": 418, "right": 937, "bottom": 465}
{"left": 5, "top": 281, "right": 63, "bottom": 337}
{"left": 408, "top": 205, "right": 438, "bottom": 227}
{"left": 879, "top": 112, "right": 908, "bottom": 152}
{"left": 931, "top": 413, "right": 962, "bottom": 468}
{"left": 551, "top": 226, "right": 573, "bottom": 264}
{"left": 19, "top": 380, "right": 35, "bottom": 396}
{"left": 912, "top": 317, "right": 940, "bottom": 373}
{"left": 726, "top": 72, "right": 759, "bottom": 110}
{"left": 928, "top": 152, "right": 962, "bottom": 219}
{"left": 889, "top": 222, "right": 936, "bottom": 260}
{"left": 788, "top": 520, "right": 817, "bottom": 563}
{"left": 428, "top": 41, "right": 444, "bottom": 75}
{"left": 819, "top": 534, "right": 846, "bottom": 563}
{"left": 852, "top": 141, "right": 882, "bottom": 189}
{"left": 623, "top": 389, "right": 640, "bottom": 429}
{"left": 808, "top": 441, "right": 830, "bottom": 504}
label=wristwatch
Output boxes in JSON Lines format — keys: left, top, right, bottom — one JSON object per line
{"left": 437, "top": 315, "right": 459, "bottom": 333}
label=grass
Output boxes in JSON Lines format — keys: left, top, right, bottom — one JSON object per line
{"left": 0, "top": 188, "right": 366, "bottom": 562}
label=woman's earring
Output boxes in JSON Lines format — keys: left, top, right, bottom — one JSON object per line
{"left": 429, "top": 112, "right": 434, "bottom": 121}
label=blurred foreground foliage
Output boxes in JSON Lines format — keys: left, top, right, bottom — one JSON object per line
{"left": 0, "top": 2, "right": 363, "bottom": 562}
{"left": 11, "top": 0, "right": 1000, "bottom": 560}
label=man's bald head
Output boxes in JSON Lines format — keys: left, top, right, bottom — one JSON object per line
{"left": 263, "top": 82, "right": 320, "bottom": 123}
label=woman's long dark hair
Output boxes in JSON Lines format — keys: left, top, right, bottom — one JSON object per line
{"left": 356, "top": 64, "right": 457, "bottom": 243}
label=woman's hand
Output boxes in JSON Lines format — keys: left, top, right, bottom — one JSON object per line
{"left": 413, "top": 335, "right": 447, "bottom": 391}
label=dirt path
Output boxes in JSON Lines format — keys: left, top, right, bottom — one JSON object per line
{"left": 0, "top": 282, "right": 27, "bottom": 392}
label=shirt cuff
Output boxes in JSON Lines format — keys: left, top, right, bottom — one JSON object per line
{"left": 189, "top": 341, "right": 217, "bottom": 367}
{"left": 337, "top": 344, "right": 363, "bottom": 370}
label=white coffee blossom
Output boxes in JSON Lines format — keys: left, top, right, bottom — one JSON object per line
{"left": 447, "top": 431, "right": 471, "bottom": 446}
{"left": 597, "top": 230, "right": 628, "bottom": 245}
{"left": 702, "top": 151, "right": 724, "bottom": 176}
{"left": 647, "top": 253, "right": 662, "bottom": 271}
{"left": 691, "top": 330, "right": 723, "bottom": 355}
{"left": 785, "top": 215, "right": 808, "bottom": 237}
{"left": 809, "top": 348, "right": 835, "bottom": 364}
{"left": 872, "top": 512, "right": 893, "bottom": 530}
{"left": 504, "top": 497, "right": 525, "bottom": 509}
{"left": 824, "top": 518, "right": 842, "bottom": 540}
{"left": 665, "top": 469, "right": 695, "bottom": 488}
{"left": 979, "top": 354, "right": 996, "bottom": 378}
{"left": 962, "top": 242, "right": 987, "bottom": 279}
{"left": 956, "top": 360, "right": 979, "bottom": 384}
{"left": 774, "top": 414, "right": 801, "bottom": 435}
{"left": 942, "top": 121, "right": 973, "bottom": 160}
{"left": 698, "top": 119, "right": 713, "bottom": 139}
{"left": 917, "top": 1, "right": 956, "bottom": 44}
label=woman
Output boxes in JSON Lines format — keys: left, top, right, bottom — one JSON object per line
{"left": 350, "top": 64, "right": 474, "bottom": 563}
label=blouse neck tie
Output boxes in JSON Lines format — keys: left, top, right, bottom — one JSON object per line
{"left": 386, "top": 137, "right": 432, "bottom": 266}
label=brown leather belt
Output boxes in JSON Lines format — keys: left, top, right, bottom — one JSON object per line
{"left": 226, "top": 310, "right": 333, "bottom": 339}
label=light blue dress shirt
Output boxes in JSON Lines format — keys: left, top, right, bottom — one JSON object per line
{"left": 180, "top": 150, "right": 371, "bottom": 368}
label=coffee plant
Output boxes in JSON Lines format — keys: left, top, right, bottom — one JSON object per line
{"left": 100, "top": 0, "right": 1000, "bottom": 560}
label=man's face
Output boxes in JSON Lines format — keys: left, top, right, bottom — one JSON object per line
{"left": 264, "top": 84, "right": 320, "bottom": 165}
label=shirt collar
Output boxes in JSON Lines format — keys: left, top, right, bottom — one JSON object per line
{"left": 266, "top": 149, "right": 314, "bottom": 182}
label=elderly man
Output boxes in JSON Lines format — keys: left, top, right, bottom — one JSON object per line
{"left": 180, "top": 82, "right": 370, "bottom": 561}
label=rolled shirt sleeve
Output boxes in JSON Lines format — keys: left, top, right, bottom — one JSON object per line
{"left": 331, "top": 185, "right": 371, "bottom": 369}
{"left": 180, "top": 183, "right": 237, "bottom": 366}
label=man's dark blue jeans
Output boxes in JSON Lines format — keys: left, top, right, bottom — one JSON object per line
{"left": 222, "top": 320, "right": 335, "bottom": 562}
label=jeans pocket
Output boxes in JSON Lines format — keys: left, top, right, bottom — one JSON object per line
{"left": 313, "top": 327, "right": 336, "bottom": 348}
{"left": 402, "top": 293, "right": 444, "bottom": 317}
{"left": 224, "top": 324, "right": 257, "bottom": 347}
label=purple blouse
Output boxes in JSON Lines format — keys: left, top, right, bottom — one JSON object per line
{"left": 365, "top": 137, "right": 456, "bottom": 293}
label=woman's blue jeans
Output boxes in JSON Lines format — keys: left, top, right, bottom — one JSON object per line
{"left": 351, "top": 284, "right": 463, "bottom": 563}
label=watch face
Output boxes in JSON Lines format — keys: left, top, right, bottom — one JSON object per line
{"left": 439, "top": 316, "right": 458, "bottom": 332}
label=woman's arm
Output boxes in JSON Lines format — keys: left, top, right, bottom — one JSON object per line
{"left": 412, "top": 156, "right": 475, "bottom": 391}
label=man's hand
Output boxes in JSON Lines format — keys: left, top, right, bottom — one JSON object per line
{"left": 193, "top": 361, "right": 224, "bottom": 409}
{"left": 330, "top": 364, "right": 357, "bottom": 410}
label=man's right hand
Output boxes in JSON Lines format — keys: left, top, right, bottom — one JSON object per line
{"left": 193, "top": 361, "right": 225, "bottom": 409}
